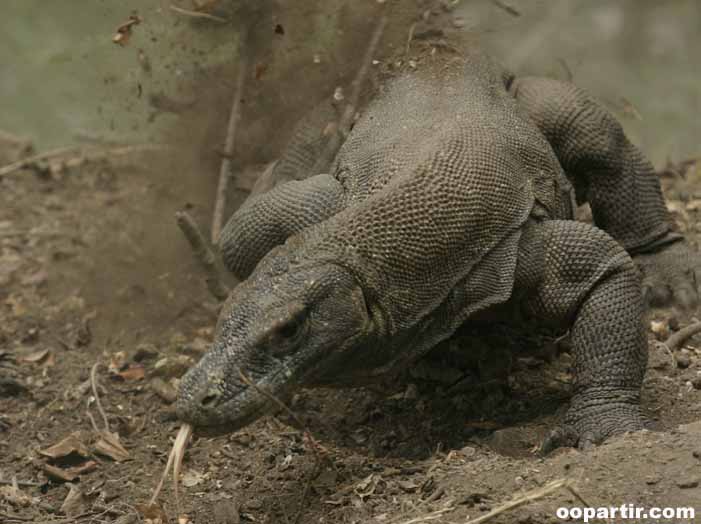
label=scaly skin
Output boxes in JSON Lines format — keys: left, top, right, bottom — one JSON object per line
{"left": 176, "top": 46, "right": 699, "bottom": 449}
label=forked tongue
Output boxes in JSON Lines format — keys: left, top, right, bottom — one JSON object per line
{"left": 148, "top": 423, "right": 193, "bottom": 515}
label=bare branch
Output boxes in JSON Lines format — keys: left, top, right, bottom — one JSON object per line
{"left": 211, "top": 31, "right": 249, "bottom": 244}
{"left": 175, "top": 210, "right": 230, "bottom": 300}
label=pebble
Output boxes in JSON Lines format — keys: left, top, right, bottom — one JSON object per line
{"left": 452, "top": 16, "right": 466, "bottom": 28}
{"left": 676, "top": 352, "right": 691, "bottom": 369}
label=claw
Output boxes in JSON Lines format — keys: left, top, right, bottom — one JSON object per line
{"left": 577, "top": 431, "right": 598, "bottom": 450}
{"left": 540, "top": 425, "right": 579, "bottom": 454}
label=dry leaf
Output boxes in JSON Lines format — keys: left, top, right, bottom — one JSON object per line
{"left": 39, "top": 461, "right": 97, "bottom": 482}
{"left": 60, "top": 483, "right": 85, "bottom": 516}
{"left": 39, "top": 432, "right": 90, "bottom": 460}
{"left": 108, "top": 351, "right": 128, "bottom": 373}
{"left": 93, "top": 430, "right": 130, "bottom": 461}
{"left": 18, "top": 347, "right": 50, "bottom": 364}
{"left": 113, "top": 14, "right": 142, "bottom": 46}
{"left": 116, "top": 364, "right": 145, "bottom": 381}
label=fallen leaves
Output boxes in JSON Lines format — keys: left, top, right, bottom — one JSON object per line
{"left": 17, "top": 347, "right": 55, "bottom": 367}
{"left": 38, "top": 432, "right": 91, "bottom": 460}
{"left": 40, "top": 461, "right": 98, "bottom": 483}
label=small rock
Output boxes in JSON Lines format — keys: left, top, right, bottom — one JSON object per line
{"left": 676, "top": 477, "right": 699, "bottom": 489}
{"left": 676, "top": 352, "right": 692, "bottom": 369}
{"left": 150, "top": 377, "right": 177, "bottom": 403}
{"left": 645, "top": 475, "right": 661, "bottom": 485}
{"left": 245, "top": 499, "right": 263, "bottom": 510}
{"left": 452, "top": 16, "right": 466, "bottom": 28}
{"left": 691, "top": 377, "right": 701, "bottom": 390}
{"left": 692, "top": 450, "right": 701, "bottom": 460}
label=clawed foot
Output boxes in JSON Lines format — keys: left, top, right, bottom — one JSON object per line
{"left": 540, "top": 400, "right": 647, "bottom": 454}
{"left": 634, "top": 240, "right": 700, "bottom": 310}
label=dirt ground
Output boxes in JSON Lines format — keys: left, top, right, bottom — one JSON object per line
{"left": 2, "top": 2, "right": 701, "bottom": 524}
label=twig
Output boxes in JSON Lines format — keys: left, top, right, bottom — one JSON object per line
{"left": 86, "top": 408, "right": 101, "bottom": 433}
{"left": 0, "top": 146, "right": 80, "bottom": 176}
{"left": 238, "top": 370, "right": 325, "bottom": 524}
{"left": 175, "top": 210, "right": 230, "bottom": 300}
{"left": 211, "top": 29, "right": 249, "bottom": 244}
{"left": 0, "top": 478, "right": 41, "bottom": 487}
{"left": 465, "top": 479, "right": 569, "bottom": 524}
{"left": 664, "top": 321, "right": 701, "bottom": 351}
{"left": 238, "top": 370, "right": 312, "bottom": 448}
{"left": 396, "top": 507, "right": 455, "bottom": 524}
{"left": 0, "top": 511, "right": 34, "bottom": 522}
{"left": 293, "top": 460, "right": 321, "bottom": 524}
{"left": 0, "top": 144, "right": 170, "bottom": 177}
{"left": 169, "top": 4, "right": 228, "bottom": 23}
{"left": 148, "top": 424, "right": 192, "bottom": 508}
{"left": 310, "top": 15, "right": 387, "bottom": 175}
{"left": 172, "top": 424, "right": 193, "bottom": 516}
{"left": 90, "top": 363, "right": 110, "bottom": 432}
{"left": 490, "top": 0, "right": 521, "bottom": 17}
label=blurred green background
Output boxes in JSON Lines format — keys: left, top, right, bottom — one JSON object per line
{"left": 1, "top": 0, "right": 699, "bottom": 165}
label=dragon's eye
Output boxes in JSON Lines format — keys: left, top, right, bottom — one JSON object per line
{"left": 278, "top": 316, "right": 304, "bottom": 339}
{"left": 264, "top": 306, "right": 309, "bottom": 356}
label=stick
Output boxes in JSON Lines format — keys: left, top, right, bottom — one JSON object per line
{"left": 148, "top": 432, "right": 179, "bottom": 507}
{"left": 0, "top": 147, "right": 80, "bottom": 176}
{"left": 238, "top": 371, "right": 312, "bottom": 446}
{"left": 310, "top": 15, "right": 387, "bottom": 175}
{"left": 293, "top": 460, "right": 321, "bottom": 524}
{"left": 238, "top": 370, "right": 325, "bottom": 524}
{"left": 211, "top": 30, "right": 249, "bottom": 244}
{"left": 90, "top": 363, "right": 110, "bottom": 432}
{"left": 491, "top": 0, "right": 521, "bottom": 17}
{"left": 171, "top": 424, "right": 193, "bottom": 515}
{"left": 169, "top": 5, "right": 228, "bottom": 23}
{"left": 0, "top": 144, "right": 170, "bottom": 177}
{"left": 664, "top": 320, "right": 701, "bottom": 351}
{"left": 395, "top": 507, "right": 455, "bottom": 524}
{"left": 0, "top": 478, "right": 41, "bottom": 487}
{"left": 465, "top": 479, "right": 569, "bottom": 524}
{"left": 176, "top": 210, "right": 230, "bottom": 300}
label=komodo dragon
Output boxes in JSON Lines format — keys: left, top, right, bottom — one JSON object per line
{"left": 177, "top": 47, "right": 699, "bottom": 450}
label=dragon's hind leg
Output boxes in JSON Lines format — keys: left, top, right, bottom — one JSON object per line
{"left": 515, "top": 219, "right": 647, "bottom": 450}
{"left": 511, "top": 76, "right": 699, "bottom": 309}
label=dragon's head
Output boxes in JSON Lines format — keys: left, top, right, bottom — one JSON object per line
{"left": 176, "top": 249, "right": 371, "bottom": 431}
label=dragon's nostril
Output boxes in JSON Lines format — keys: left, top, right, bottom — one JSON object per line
{"left": 201, "top": 391, "right": 220, "bottom": 407}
